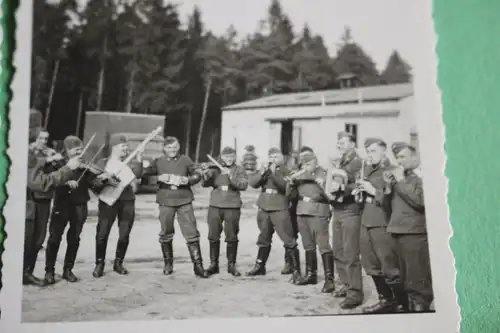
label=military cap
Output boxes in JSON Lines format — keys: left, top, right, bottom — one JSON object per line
{"left": 300, "top": 151, "right": 316, "bottom": 163}
{"left": 364, "top": 137, "right": 387, "bottom": 148}
{"left": 221, "top": 146, "right": 236, "bottom": 155}
{"left": 337, "top": 131, "right": 355, "bottom": 140}
{"left": 244, "top": 145, "right": 256, "bottom": 152}
{"left": 110, "top": 134, "right": 128, "bottom": 147}
{"left": 299, "top": 146, "right": 314, "bottom": 153}
{"left": 63, "top": 135, "right": 83, "bottom": 151}
{"left": 268, "top": 147, "right": 281, "bottom": 155}
{"left": 392, "top": 141, "right": 415, "bottom": 155}
{"left": 164, "top": 136, "right": 179, "bottom": 146}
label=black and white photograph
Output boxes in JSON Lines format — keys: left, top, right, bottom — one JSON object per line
{"left": 1, "top": 0, "right": 459, "bottom": 332}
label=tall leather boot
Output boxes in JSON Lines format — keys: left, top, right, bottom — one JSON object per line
{"left": 44, "top": 241, "right": 60, "bottom": 285}
{"left": 295, "top": 250, "right": 318, "bottom": 286}
{"left": 161, "top": 241, "right": 174, "bottom": 275}
{"left": 281, "top": 246, "right": 293, "bottom": 275}
{"left": 113, "top": 240, "right": 129, "bottom": 275}
{"left": 227, "top": 242, "right": 241, "bottom": 277}
{"left": 92, "top": 241, "right": 107, "bottom": 278}
{"left": 409, "top": 299, "right": 430, "bottom": 313}
{"left": 62, "top": 241, "right": 80, "bottom": 283}
{"left": 320, "top": 252, "right": 335, "bottom": 293}
{"left": 288, "top": 247, "right": 302, "bottom": 284}
{"left": 24, "top": 248, "right": 46, "bottom": 287}
{"left": 246, "top": 246, "right": 271, "bottom": 276}
{"left": 391, "top": 281, "right": 409, "bottom": 313}
{"left": 362, "top": 276, "right": 398, "bottom": 314}
{"left": 206, "top": 241, "right": 220, "bottom": 276}
{"left": 187, "top": 241, "right": 209, "bottom": 278}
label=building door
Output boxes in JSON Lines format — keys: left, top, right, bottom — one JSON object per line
{"left": 280, "top": 120, "right": 294, "bottom": 156}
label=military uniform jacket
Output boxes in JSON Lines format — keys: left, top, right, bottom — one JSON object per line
{"left": 249, "top": 165, "right": 289, "bottom": 212}
{"left": 30, "top": 148, "right": 57, "bottom": 201}
{"left": 150, "top": 155, "right": 201, "bottom": 207}
{"left": 386, "top": 171, "right": 426, "bottom": 234}
{"left": 331, "top": 149, "right": 363, "bottom": 209}
{"left": 203, "top": 163, "right": 248, "bottom": 209}
{"left": 26, "top": 157, "right": 73, "bottom": 221}
{"left": 360, "top": 159, "right": 392, "bottom": 228}
{"left": 95, "top": 157, "right": 143, "bottom": 202}
{"left": 293, "top": 167, "right": 330, "bottom": 217}
{"left": 53, "top": 168, "right": 106, "bottom": 207}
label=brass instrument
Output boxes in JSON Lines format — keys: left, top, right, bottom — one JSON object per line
{"left": 353, "top": 160, "right": 366, "bottom": 203}
{"left": 284, "top": 167, "right": 307, "bottom": 183}
{"left": 382, "top": 166, "right": 399, "bottom": 194}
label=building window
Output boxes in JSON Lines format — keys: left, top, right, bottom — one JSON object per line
{"left": 344, "top": 123, "right": 358, "bottom": 147}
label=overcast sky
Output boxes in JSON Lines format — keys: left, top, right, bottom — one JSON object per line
{"left": 67, "top": 0, "right": 418, "bottom": 71}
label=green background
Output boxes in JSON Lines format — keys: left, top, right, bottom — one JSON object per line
{"left": 1, "top": 0, "right": 499, "bottom": 332}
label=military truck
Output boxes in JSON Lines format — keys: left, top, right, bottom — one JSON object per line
{"left": 83, "top": 111, "right": 165, "bottom": 192}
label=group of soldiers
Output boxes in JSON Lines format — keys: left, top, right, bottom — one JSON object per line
{"left": 25, "top": 118, "right": 433, "bottom": 315}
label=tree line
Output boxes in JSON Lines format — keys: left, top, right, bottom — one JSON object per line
{"left": 31, "top": 0, "right": 412, "bottom": 161}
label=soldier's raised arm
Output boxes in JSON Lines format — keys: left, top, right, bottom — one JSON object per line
{"left": 268, "top": 167, "right": 288, "bottom": 192}
{"left": 185, "top": 156, "right": 202, "bottom": 186}
{"left": 229, "top": 165, "right": 249, "bottom": 191}
{"left": 342, "top": 156, "right": 363, "bottom": 196}
{"left": 248, "top": 168, "right": 265, "bottom": 188}
{"left": 200, "top": 163, "right": 216, "bottom": 188}
{"left": 394, "top": 175, "right": 425, "bottom": 212}
{"left": 28, "top": 157, "right": 76, "bottom": 193}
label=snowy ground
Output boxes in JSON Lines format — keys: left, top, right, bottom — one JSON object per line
{"left": 21, "top": 187, "right": 381, "bottom": 323}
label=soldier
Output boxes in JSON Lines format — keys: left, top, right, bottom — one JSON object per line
{"left": 246, "top": 147, "right": 301, "bottom": 282}
{"left": 43, "top": 136, "right": 111, "bottom": 285}
{"left": 281, "top": 146, "right": 313, "bottom": 275}
{"left": 200, "top": 147, "right": 248, "bottom": 277}
{"left": 92, "top": 134, "right": 143, "bottom": 278}
{"left": 24, "top": 147, "right": 83, "bottom": 286}
{"left": 25, "top": 128, "right": 55, "bottom": 284}
{"left": 353, "top": 138, "right": 406, "bottom": 313}
{"left": 149, "top": 136, "right": 208, "bottom": 278}
{"left": 330, "top": 131, "right": 364, "bottom": 309}
{"left": 288, "top": 151, "right": 335, "bottom": 293}
{"left": 385, "top": 142, "right": 433, "bottom": 312}
{"left": 241, "top": 145, "right": 258, "bottom": 173}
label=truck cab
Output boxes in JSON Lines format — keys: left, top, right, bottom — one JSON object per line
{"left": 110, "top": 132, "right": 164, "bottom": 192}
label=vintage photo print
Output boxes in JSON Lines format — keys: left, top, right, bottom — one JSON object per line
{"left": 1, "top": 0, "right": 459, "bottom": 332}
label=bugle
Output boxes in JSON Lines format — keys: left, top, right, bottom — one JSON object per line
{"left": 99, "top": 126, "right": 163, "bottom": 206}
{"left": 284, "top": 168, "right": 307, "bottom": 182}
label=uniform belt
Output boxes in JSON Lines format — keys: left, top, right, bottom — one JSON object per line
{"left": 299, "top": 196, "right": 328, "bottom": 204}
{"left": 218, "top": 185, "right": 230, "bottom": 191}
{"left": 263, "top": 188, "right": 278, "bottom": 194}
{"left": 159, "top": 184, "right": 188, "bottom": 190}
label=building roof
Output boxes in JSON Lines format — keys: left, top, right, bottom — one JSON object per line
{"left": 110, "top": 132, "right": 164, "bottom": 142}
{"left": 222, "top": 83, "right": 413, "bottom": 111}
{"left": 87, "top": 111, "right": 164, "bottom": 119}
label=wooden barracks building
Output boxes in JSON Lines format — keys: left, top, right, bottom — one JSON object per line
{"left": 220, "top": 76, "right": 418, "bottom": 166}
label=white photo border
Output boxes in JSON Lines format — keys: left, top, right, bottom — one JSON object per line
{"left": 0, "top": 0, "right": 460, "bottom": 332}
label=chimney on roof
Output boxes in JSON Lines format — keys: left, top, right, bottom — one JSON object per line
{"left": 337, "top": 73, "right": 363, "bottom": 89}
{"left": 357, "top": 89, "right": 363, "bottom": 104}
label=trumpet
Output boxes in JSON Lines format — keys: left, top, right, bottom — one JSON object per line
{"left": 284, "top": 168, "right": 307, "bottom": 182}
{"left": 354, "top": 161, "right": 366, "bottom": 203}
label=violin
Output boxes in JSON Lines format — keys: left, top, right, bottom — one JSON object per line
{"left": 77, "top": 162, "right": 121, "bottom": 186}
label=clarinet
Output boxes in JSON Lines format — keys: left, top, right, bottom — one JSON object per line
{"left": 354, "top": 161, "right": 365, "bottom": 203}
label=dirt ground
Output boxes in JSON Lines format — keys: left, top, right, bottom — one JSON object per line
{"left": 21, "top": 188, "right": 380, "bottom": 323}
